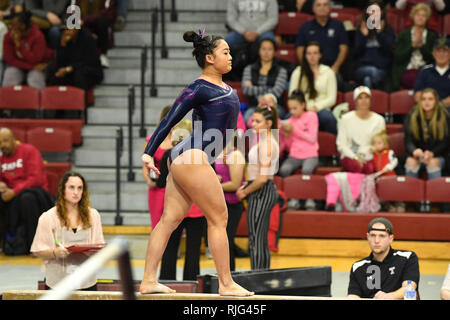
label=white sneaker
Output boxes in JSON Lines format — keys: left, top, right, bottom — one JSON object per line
{"left": 100, "top": 54, "right": 110, "bottom": 68}
{"left": 305, "top": 199, "right": 316, "bottom": 210}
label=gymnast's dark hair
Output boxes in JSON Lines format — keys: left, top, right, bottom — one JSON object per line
{"left": 183, "top": 30, "right": 224, "bottom": 69}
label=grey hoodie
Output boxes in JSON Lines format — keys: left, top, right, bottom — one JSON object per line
{"left": 227, "top": 0, "right": 278, "bottom": 35}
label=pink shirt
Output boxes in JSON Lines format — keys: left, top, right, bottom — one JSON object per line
{"left": 286, "top": 111, "right": 319, "bottom": 159}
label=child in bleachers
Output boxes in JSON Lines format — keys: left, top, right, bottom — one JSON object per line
{"left": 368, "top": 130, "right": 403, "bottom": 211}
{"left": 280, "top": 90, "right": 319, "bottom": 209}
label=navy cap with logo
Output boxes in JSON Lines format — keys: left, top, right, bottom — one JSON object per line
{"left": 368, "top": 217, "right": 393, "bottom": 235}
{"left": 433, "top": 36, "right": 450, "bottom": 50}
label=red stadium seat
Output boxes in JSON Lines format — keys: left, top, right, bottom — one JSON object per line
{"left": 274, "top": 12, "right": 314, "bottom": 36}
{"left": 336, "top": 91, "right": 344, "bottom": 105}
{"left": 389, "top": 90, "right": 416, "bottom": 116}
{"left": 273, "top": 175, "right": 284, "bottom": 191}
{"left": 376, "top": 176, "right": 425, "bottom": 202}
{"left": 44, "top": 162, "right": 72, "bottom": 184}
{"left": 275, "top": 48, "right": 298, "bottom": 65}
{"left": 225, "top": 81, "right": 242, "bottom": 90}
{"left": 40, "top": 86, "right": 85, "bottom": 111}
{"left": 444, "top": 14, "right": 450, "bottom": 35}
{"left": 386, "top": 8, "right": 405, "bottom": 34}
{"left": 234, "top": 86, "right": 248, "bottom": 104}
{"left": 5, "top": 127, "right": 27, "bottom": 143}
{"left": 330, "top": 10, "right": 361, "bottom": 29}
{"left": 386, "top": 123, "right": 403, "bottom": 134}
{"left": 0, "top": 85, "right": 40, "bottom": 112}
{"left": 26, "top": 127, "right": 72, "bottom": 153}
{"left": 45, "top": 171, "right": 59, "bottom": 196}
{"left": 27, "top": 127, "right": 73, "bottom": 163}
{"left": 318, "top": 131, "right": 338, "bottom": 158}
{"left": 344, "top": 89, "right": 389, "bottom": 116}
{"left": 425, "top": 177, "right": 450, "bottom": 203}
{"left": 0, "top": 119, "right": 84, "bottom": 145}
{"left": 388, "top": 132, "right": 405, "bottom": 157}
{"left": 284, "top": 174, "right": 327, "bottom": 200}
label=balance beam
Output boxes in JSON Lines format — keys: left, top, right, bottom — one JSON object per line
{"left": 1, "top": 290, "right": 347, "bottom": 300}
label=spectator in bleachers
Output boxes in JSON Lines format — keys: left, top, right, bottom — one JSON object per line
{"left": 391, "top": 3, "right": 438, "bottom": 91}
{"left": 340, "top": 0, "right": 397, "bottom": 9}
{"left": 114, "top": 0, "right": 127, "bottom": 31}
{"left": 279, "top": 90, "right": 318, "bottom": 178}
{"left": 225, "top": 0, "right": 278, "bottom": 62}
{"left": 2, "top": 10, "right": 53, "bottom": 90}
{"left": 337, "top": 86, "right": 386, "bottom": 174}
{"left": 47, "top": 24, "right": 103, "bottom": 91}
{"left": 77, "top": 0, "right": 117, "bottom": 68}
{"left": 413, "top": 37, "right": 450, "bottom": 108}
{"left": 288, "top": 41, "right": 337, "bottom": 134}
{"left": 396, "top": 0, "right": 446, "bottom": 34}
{"left": 295, "top": 0, "right": 349, "bottom": 90}
{"left": 280, "top": 90, "right": 319, "bottom": 210}
{"left": 1, "top": 1, "right": 24, "bottom": 81}
{"left": 368, "top": 130, "right": 404, "bottom": 211}
{"left": 25, "top": 0, "right": 70, "bottom": 50}
{"left": 353, "top": 2, "right": 395, "bottom": 90}
{"left": 347, "top": 217, "right": 420, "bottom": 299}
{"left": 441, "top": 264, "right": 450, "bottom": 300}
{"left": 403, "top": 88, "right": 450, "bottom": 180}
{"left": 30, "top": 171, "right": 105, "bottom": 291}
{"left": 0, "top": 127, "right": 53, "bottom": 256}
{"left": 277, "top": 0, "right": 314, "bottom": 13}
{"left": 241, "top": 38, "right": 288, "bottom": 121}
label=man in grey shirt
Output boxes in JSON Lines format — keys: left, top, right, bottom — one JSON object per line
{"left": 225, "top": 0, "right": 278, "bottom": 49}
{"left": 25, "top": 0, "right": 70, "bottom": 49}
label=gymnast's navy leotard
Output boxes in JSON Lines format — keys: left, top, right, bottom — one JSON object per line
{"left": 144, "top": 78, "right": 240, "bottom": 164}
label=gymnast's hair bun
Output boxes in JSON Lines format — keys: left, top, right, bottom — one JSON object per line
{"left": 183, "top": 31, "right": 202, "bottom": 44}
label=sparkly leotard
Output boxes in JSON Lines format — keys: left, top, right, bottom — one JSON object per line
{"left": 144, "top": 79, "right": 240, "bottom": 164}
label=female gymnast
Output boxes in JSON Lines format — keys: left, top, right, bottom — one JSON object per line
{"left": 139, "top": 30, "right": 254, "bottom": 296}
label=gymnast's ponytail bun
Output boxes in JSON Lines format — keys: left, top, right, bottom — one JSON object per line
{"left": 183, "top": 30, "right": 224, "bottom": 69}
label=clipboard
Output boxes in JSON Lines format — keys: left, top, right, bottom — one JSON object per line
{"left": 65, "top": 243, "right": 106, "bottom": 253}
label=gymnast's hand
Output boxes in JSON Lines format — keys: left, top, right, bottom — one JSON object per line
{"left": 142, "top": 154, "right": 160, "bottom": 176}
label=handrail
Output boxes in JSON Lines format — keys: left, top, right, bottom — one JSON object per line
{"left": 115, "top": 127, "right": 123, "bottom": 225}
{"left": 160, "top": 0, "right": 168, "bottom": 58}
{"left": 39, "top": 238, "right": 136, "bottom": 300}
{"left": 170, "top": 0, "right": 178, "bottom": 22}
{"left": 150, "top": 8, "right": 158, "bottom": 97}
{"left": 127, "top": 85, "right": 136, "bottom": 181}
{"left": 140, "top": 45, "right": 148, "bottom": 138}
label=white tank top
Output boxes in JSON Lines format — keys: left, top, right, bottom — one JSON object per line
{"left": 247, "top": 134, "right": 279, "bottom": 181}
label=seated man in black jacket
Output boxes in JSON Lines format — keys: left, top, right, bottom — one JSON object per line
{"left": 47, "top": 25, "right": 103, "bottom": 91}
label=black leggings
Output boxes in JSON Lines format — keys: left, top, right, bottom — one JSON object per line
{"left": 226, "top": 201, "right": 244, "bottom": 271}
{"left": 246, "top": 180, "right": 278, "bottom": 270}
{"left": 159, "top": 217, "right": 206, "bottom": 281}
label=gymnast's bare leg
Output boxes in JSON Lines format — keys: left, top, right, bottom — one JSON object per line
{"left": 140, "top": 149, "right": 254, "bottom": 296}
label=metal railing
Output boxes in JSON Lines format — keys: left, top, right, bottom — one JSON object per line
{"left": 150, "top": 8, "right": 158, "bottom": 97}
{"left": 140, "top": 45, "right": 148, "bottom": 138}
{"left": 127, "top": 85, "right": 136, "bottom": 182}
{"left": 170, "top": 0, "right": 178, "bottom": 22}
{"left": 39, "top": 238, "right": 136, "bottom": 300}
{"left": 115, "top": 127, "right": 123, "bottom": 225}
{"left": 160, "top": 0, "right": 168, "bottom": 58}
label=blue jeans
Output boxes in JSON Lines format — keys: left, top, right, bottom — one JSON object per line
{"left": 225, "top": 31, "right": 276, "bottom": 48}
{"left": 354, "top": 66, "right": 387, "bottom": 89}
{"left": 317, "top": 109, "right": 337, "bottom": 135}
{"left": 116, "top": 0, "right": 129, "bottom": 18}
{"left": 405, "top": 156, "right": 445, "bottom": 180}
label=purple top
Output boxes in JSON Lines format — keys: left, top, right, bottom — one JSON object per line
{"left": 144, "top": 79, "right": 240, "bottom": 164}
{"left": 215, "top": 153, "right": 242, "bottom": 205}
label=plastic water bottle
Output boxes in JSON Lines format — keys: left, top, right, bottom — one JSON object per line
{"left": 404, "top": 280, "right": 416, "bottom": 300}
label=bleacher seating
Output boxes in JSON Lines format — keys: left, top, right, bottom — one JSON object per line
{"left": 444, "top": 14, "right": 450, "bottom": 35}
{"left": 26, "top": 126, "right": 73, "bottom": 164}
{"left": 274, "top": 12, "right": 314, "bottom": 38}
{"left": 389, "top": 90, "right": 416, "bottom": 116}
{"left": 376, "top": 176, "right": 425, "bottom": 204}
{"left": 0, "top": 118, "right": 84, "bottom": 145}
{"left": 45, "top": 171, "right": 59, "bottom": 197}
{"left": 275, "top": 48, "right": 298, "bottom": 65}
{"left": 425, "top": 177, "right": 450, "bottom": 204}
{"left": 0, "top": 85, "right": 40, "bottom": 116}
{"left": 388, "top": 132, "right": 406, "bottom": 158}
{"left": 386, "top": 7, "right": 405, "bottom": 34}
{"left": 40, "top": 86, "right": 85, "bottom": 114}
{"left": 284, "top": 174, "right": 327, "bottom": 201}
